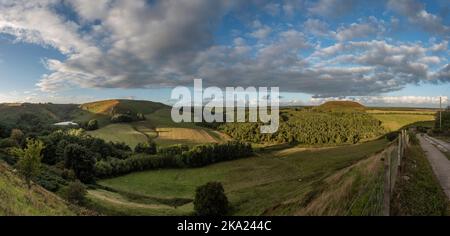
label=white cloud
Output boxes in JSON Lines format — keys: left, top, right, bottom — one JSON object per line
{"left": 0, "top": 0, "right": 449, "bottom": 100}
{"left": 303, "top": 19, "right": 330, "bottom": 37}
{"left": 335, "top": 17, "right": 385, "bottom": 41}
{"left": 387, "top": 0, "right": 450, "bottom": 35}
{"left": 250, "top": 25, "right": 272, "bottom": 39}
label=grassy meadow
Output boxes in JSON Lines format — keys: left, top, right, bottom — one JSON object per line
{"left": 87, "top": 124, "right": 149, "bottom": 149}
{"left": 368, "top": 109, "right": 436, "bottom": 131}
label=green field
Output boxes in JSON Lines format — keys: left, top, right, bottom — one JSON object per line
{"left": 87, "top": 124, "right": 148, "bottom": 148}
{"left": 372, "top": 114, "right": 435, "bottom": 131}
{"left": 92, "top": 138, "right": 389, "bottom": 216}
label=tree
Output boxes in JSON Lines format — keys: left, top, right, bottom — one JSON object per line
{"left": 64, "top": 144, "right": 96, "bottom": 183}
{"left": 137, "top": 113, "right": 146, "bottom": 121}
{"left": 66, "top": 181, "right": 87, "bottom": 205}
{"left": 0, "top": 123, "right": 11, "bottom": 139}
{"left": 10, "top": 129, "right": 24, "bottom": 145}
{"left": 134, "top": 141, "right": 157, "bottom": 154}
{"left": 86, "top": 119, "right": 99, "bottom": 131}
{"left": 10, "top": 139, "right": 45, "bottom": 189}
{"left": 194, "top": 182, "right": 229, "bottom": 216}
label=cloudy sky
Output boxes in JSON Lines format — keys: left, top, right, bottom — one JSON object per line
{"left": 0, "top": 0, "right": 449, "bottom": 107}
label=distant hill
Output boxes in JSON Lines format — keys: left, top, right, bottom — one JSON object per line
{"left": 0, "top": 103, "right": 83, "bottom": 132}
{"left": 0, "top": 100, "right": 170, "bottom": 129}
{"left": 0, "top": 162, "right": 75, "bottom": 216}
{"left": 80, "top": 99, "right": 169, "bottom": 116}
{"left": 315, "top": 101, "right": 366, "bottom": 112}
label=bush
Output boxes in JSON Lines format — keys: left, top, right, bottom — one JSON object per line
{"left": 158, "top": 145, "right": 189, "bottom": 157}
{"left": 110, "top": 142, "right": 132, "bottom": 152}
{"left": 111, "top": 114, "right": 133, "bottom": 123}
{"left": 66, "top": 181, "right": 87, "bottom": 205}
{"left": 64, "top": 144, "right": 96, "bottom": 183}
{"left": 385, "top": 132, "right": 399, "bottom": 142}
{"left": 10, "top": 139, "right": 45, "bottom": 188}
{"left": 10, "top": 129, "right": 24, "bottom": 145}
{"left": 86, "top": 119, "right": 99, "bottom": 131}
{"left": 137, "top": 113, "right": 146, "bottom": 121}
{"left": 0, "top": 138, "right": 17, "bottom": 148}
{"left": 134, "top": 142, "right": 157, "bottom": 154}
{"left": 61, "top": 168, "right": 77, "bottom": 181}
{"left": 194, "top": 182, "right": 229, "bottom": 216}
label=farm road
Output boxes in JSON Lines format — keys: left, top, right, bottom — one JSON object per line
{"left": 417, "top": 134, "right": 450, "bottom": 199}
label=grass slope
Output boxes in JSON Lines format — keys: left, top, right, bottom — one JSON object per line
{"left": 80, "top": 99, "right": 168, "bottom": 116}
{"left": 93, "top": 139, "right": 388, "bottom": 216}
{"left": 87, "top": 124, "right": 148, "bottom": 148}
{"left": 372, "top": 114, "right": 435, "bottom": 131}
{"left": 0, "top": 162, "right": 75, "bottom": 216}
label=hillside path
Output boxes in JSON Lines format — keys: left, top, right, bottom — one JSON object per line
{"left": 417, "top": 134, "right": 450, "bottom": 199}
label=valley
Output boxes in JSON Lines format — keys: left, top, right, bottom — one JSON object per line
{"left": 0, "top": 99, "right": 448, "bottom": 216}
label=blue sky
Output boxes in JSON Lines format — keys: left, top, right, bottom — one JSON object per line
{"left": 0, "top": 0, "right": 449, "bottom": 107}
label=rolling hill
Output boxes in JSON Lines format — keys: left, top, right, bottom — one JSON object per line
{"left": 81, "top": 100, "right": 229, "bottom": 148}
{"left": 315, "top": 101, "right": 366, "bottom": 112}
{"left": 80, "top": 99, "right": 169, "bottom": 116}
{"left": 0, "top": 162, "right": 75, "bottom": 216}
{"left": 0, "top": 103, "right": 80, "bottom": 126}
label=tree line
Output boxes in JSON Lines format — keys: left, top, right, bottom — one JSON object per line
{"left": 94, "top": 141, "right": 253, "bottom": 178}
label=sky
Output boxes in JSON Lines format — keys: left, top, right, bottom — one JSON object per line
{"left": 0, "top": 0, "right": 449, "bottom": 107}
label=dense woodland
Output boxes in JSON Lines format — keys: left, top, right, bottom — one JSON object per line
{"left": 217, "top": 109, "right": 385, "bottom": 145}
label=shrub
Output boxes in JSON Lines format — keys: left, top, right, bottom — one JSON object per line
{"left": 110, "top": 142, "right": 132, "bottom": 152}
{"left": 134, "top": 141, "right": 157, "bottom": 154}
{"left": 137, "top": 113, "right": 146, "bottom": 121}
{"left": 194, "top": 182, "right": 229, "bottom": 216}
{"left": 0, "top": 138, "right": 17, "bottom": 148}
{"left": 10, "top": 139, "right": 45, "bottom": 188}
{"left": 111, "top": 114, "right": 133, "bottom": 123}
{"left": 158, "top": 145, "right": 189, "bottom": 157}
{"left": 86, "top": 119, "right": 99, "bottom": 131}
{"left": 64, "top": 144, "right": 96, "bottom": 183}
{"left": 10, "top": 129, "right": 24, "bottom": 145}
{"left": 66, "top": 181, "right": 87, "bottom": 205}
{"left": 386, "top": 132, "right": 399, "bottom": 142}
{"left": 61, "top": 168, "right": 77, "bottom": 181}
